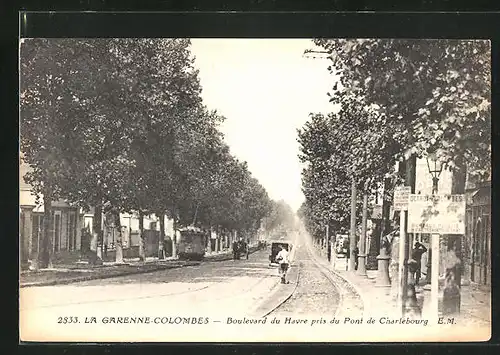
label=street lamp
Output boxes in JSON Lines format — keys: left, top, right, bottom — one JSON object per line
{"left": 424, "top": 152, "right": 443, "bottom": 286}
{"left": 426, "top": 153, "right": 444, "bottom": 195}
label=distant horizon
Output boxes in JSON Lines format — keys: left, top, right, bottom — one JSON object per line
{"left": 191, "top": 39, "right": 335, "bottom": 211}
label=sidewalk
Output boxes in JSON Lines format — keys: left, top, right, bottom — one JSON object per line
{"left": 316, "top": 247, "right": 490, "bottom": 327}
{"left": 20, "top": 246, "right": 262, "bottom": 288}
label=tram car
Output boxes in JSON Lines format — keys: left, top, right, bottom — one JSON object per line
{"left": 335, "top": 234, "right": 349, "bottom": 256}
{"left": 177, "top": 227, "right": 206, "bottom": 261}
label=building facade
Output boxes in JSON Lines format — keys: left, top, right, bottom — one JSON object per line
{"left": 20, "top": 159, "right": 176, "bottom": 264}
{"left": 20, "top": 161, "right": 84, "bottom": 265}
{"left": 465, "top": 179, "right": 491, "bottom": 285}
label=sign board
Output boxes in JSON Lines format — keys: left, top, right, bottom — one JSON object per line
{"left": 408, "top": 194, "right": 466, "bottom": 234}
{"left": 393, "top": 186, "right": 411, "bottom": 211}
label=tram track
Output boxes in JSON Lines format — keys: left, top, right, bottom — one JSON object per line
{"left": 307, "top": 246, "right": 365, "bottom": 319}
{"left": 262, "top": 240, "right": 364, "bottom": 319}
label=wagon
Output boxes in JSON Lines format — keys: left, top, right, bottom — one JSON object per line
{"left": 268, "top": 241, "right": 292, "bottom": 265}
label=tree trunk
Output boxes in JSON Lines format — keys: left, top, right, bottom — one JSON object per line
{"left": 93, "top": 205, "right": 103, "bottom": 263}
{"left": 114, "top": 210, "right": 124, "bottom": 264}
{"left": 159, "top": 213, "right": 165, "bottom": 260}
{"left": 138, "top": 210, "right": 145, "bottom": 261}
{"left": 380, "top": 177, "right": 393, "bottom": 250}
{"left": 192, "top": 203, "right": 199, "bottom": 226}
{"left": 39, "top": 193, "right": 53, "bottom": 269}
{"left": 172, "top": 212, "right": 178, "bottom": 259}
{"left": 357, "top": 193, "right": 368, "bottom": 276}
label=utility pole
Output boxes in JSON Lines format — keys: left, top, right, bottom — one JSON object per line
{"left": 357, "top": 193, "right": 368, "bottom": 276}
{"left": 349, "top": 178, "right": 357, "bottom": 272}
{"left": 376, "top": 176, "right": 392, "bottom": 287}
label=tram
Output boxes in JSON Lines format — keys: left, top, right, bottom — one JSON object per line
{"left": 335, "top": 234, "right": 349, "bottom": 256}
{"left": 177, "top": 226, "right": 206, "bottom": 261}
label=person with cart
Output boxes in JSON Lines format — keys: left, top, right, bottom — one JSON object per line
{"left": 276, "top": 245, "right": 290, "bottom": 284}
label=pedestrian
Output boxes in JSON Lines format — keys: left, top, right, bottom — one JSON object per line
{"left": 232, "top": 240, "right": 239, "bottom": 260}
{"left": 245, "top": 239, "right": 250, "bottom": 259}
{"left": 159, "top": 241, "right": 165, "bottom": 260}
{"left": 410, "top": 241, "right": 428, "bottom": 286}
{"left": 276, "top": 245, "right": 290, "bottom": 284}
{"left": 238, "top": 237, "right": 245, "bottom": 259}
{"left": 353, "top": 244, "right": 359, "bottom": 271}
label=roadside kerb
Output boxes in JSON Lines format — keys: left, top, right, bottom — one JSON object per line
{"left": 20, "top": 261, "right": 201, "bottom": 288}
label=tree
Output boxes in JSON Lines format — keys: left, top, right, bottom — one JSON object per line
{"left": 314, "top": 39, "right": 491, "bottom": 178}
{"left": 20, "top": 38, "right": 121, "bottom": 267}
{"left": 263, "top": 200, "right": 296, "bottom": 238}
{"left": 111, "top": 38, "right": 206, "bottom": 259}
{"left": 21, "top": 38, "right": 278, "bottom": 266}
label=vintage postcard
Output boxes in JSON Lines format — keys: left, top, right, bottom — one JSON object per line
{"left": 19, "top": 37, "right": 491, "bottom": 342}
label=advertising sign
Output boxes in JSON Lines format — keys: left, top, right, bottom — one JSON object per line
{"left": 407, "top": 194, "right": 466, "bottom": 234}
{"left": 393, "top": 186, "right": 411, "bottom": 211}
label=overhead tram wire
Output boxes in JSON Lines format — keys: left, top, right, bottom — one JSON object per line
{"left": 302, "top": 49, "right": 330, "bottom": 60}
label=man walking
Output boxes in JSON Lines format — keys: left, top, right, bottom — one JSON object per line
{"left": 276, "top": 245, "right": 290, "bottom": 284}
{"left": 232, "top": 240, "right": 239, "bottom": 260}
{"left": 410, "top": 241, "right": 428, "bottom": 286}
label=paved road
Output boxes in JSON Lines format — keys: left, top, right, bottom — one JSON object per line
{"left": 20, "top": 239, "right": 346, "bottom": 342}
{"left": 21, "top": 249, "right": 282, "bottom": 315}
{"left": 21, "top": 249, "right": 294, "bottom": 340}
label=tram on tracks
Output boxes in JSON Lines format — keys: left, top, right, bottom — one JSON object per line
{"left": 177, "top": 226, "right": 206, "bottom": 261}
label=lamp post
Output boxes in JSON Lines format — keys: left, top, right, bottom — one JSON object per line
{"left": 424, "top": 154, "right": 443, "bottom": 285}
{"left": 426, "top": 153, "right": 444, "bottom": 195}
{"left": 424, "top": 153, "right": 444, "bottom": 323}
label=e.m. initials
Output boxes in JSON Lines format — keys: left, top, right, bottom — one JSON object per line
{"left": 438, "top": 317, "right": 455, "bottom": 325}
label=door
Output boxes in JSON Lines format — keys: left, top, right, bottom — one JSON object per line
{"left": 482, "top": 212, "right": 490, "bottom": 285}
{"left": 31, "top": 214, "right": 43, "bottom": 258}
{"left": 472, "top": 217, "right": 482, "bottom": 283}
{"left": 53, "top": 211, "right": 61, "bottom": 252}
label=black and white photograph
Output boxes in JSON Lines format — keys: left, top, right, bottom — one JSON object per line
{"left": 19, "top": 37, "right": 491, "bottom": 342}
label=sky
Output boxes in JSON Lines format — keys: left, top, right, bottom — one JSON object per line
{"left": 190, "top": 39, "right": 335, "bottom": 212}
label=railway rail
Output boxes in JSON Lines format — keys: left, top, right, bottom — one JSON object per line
{"left": 262, "top": 241, "right": 364, "bottom": 319}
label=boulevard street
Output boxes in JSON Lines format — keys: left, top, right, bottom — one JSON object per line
{"left": 19, "top": 38, "right": 491, "bottom": 342}
{"left": 20, "top": 249, "right": 285, "bottom": 319}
